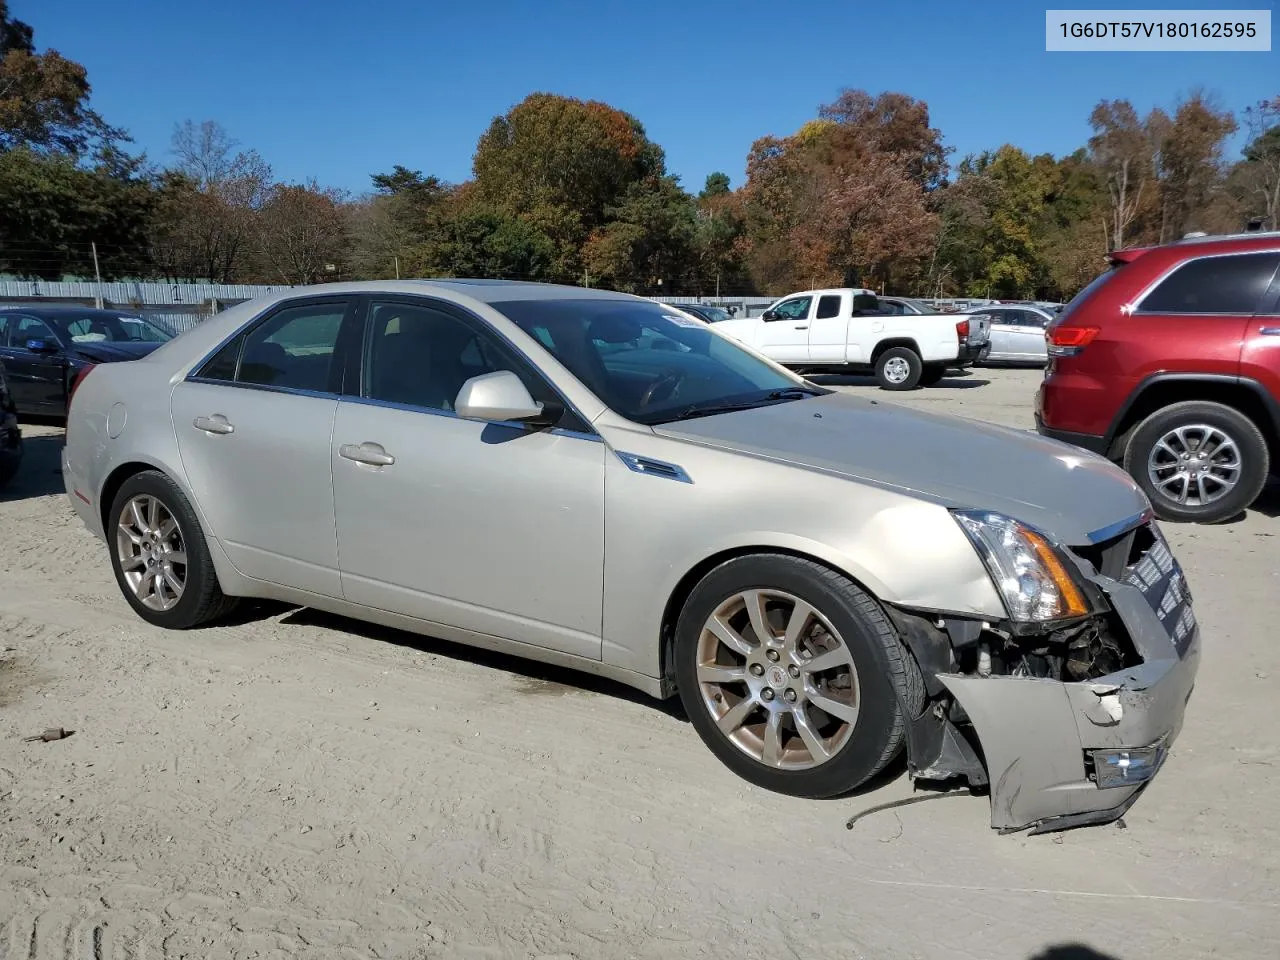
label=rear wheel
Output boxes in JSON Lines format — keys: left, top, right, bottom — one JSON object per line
{"left": 1123, "top": 401, "right": 1270, "bottom": 524}
{"left": 874, "top": 347, "right": 922, "bottom": 390}
{"left": 108, "top": 470, "right": 240, "bottom": 628}
{"left": 674, "top": 554, "right": 923, "bottom": 798}
{"left": 918, "top": 364, "right": 946, "bottom": 387}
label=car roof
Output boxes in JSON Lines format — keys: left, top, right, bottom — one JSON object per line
{"left": 392, "top": 279, "right": 636, "bottom": 304}
{"left": 0, "top": 303, "right": 144, "bottom": 318}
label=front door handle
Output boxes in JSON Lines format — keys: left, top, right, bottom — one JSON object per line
{"left": 193, "top": 414, "right": 234, "bottom": 435}
{"left": 794, "top": 324, "right": 809, "bottom": 330}
{"left": 339, "top": 442, "right": 395, "bottom": 467}
{"left": 1260, "top": 327, "right": 1280, "bottom": 336}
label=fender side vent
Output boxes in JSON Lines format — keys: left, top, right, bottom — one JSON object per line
{"left": 615, "top": 452, "right": 692, "bottom": 484}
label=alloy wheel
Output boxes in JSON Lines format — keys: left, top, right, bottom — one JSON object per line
{"left": 1147, "top": 423, "right": 1242, "bottom": 507}
{"left": 695, "top": 589, "right": 860, "bottom": 770}
{"left": 116, "top": 494, "right": 187, "bottom": 611}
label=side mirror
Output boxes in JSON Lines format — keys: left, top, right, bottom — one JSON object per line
{"left": 454, "top": 370, "right": 553, "bottom": 425}
{"left": 761, "top": 309, "right": 779, "bottom": 321}
{"left": 26, "top": 338, "right": 59, "bottom": 355}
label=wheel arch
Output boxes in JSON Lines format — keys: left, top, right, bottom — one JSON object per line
{"left": 870, "top": 338, "right": 921, "bottom": 363}
{"left": 1107, "top": 374, "right": 1280, "bottom": 462}
{"left": 99, "top": 459, "right": 173, "bottom": 534}
{"left": 657, "top": 545, "right": 913, "bottom": 696}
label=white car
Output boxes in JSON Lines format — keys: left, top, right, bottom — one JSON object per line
{"left": 714, "top": 289, "right": 989, "bottom": 390}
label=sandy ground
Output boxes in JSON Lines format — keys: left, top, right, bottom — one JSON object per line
{"left": 1, "top": 366, "right": 1278, "bottom": 960}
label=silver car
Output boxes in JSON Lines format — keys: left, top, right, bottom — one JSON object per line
{"left": 974, "top": 305, "right": 1055, "bottom": 365}
{"left": 63, "top": 281, "right": 1199, "bottom": 833}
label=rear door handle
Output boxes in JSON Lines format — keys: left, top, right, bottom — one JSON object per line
{"left": 1261, "top": 327, "right": 1280, "bottom": 336}
{"left": 339, "top": 442, "right": 395, "bottom": 467}
{"left": 193, "top": 415, "right": 234, "bottom": 435}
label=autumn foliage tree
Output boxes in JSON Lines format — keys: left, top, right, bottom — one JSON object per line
{"left": 740, "top": 91, "right": 942, "bottom": 291}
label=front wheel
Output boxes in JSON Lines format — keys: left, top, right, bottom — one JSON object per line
{"left": 674, "top": 554, "right": 923, "bottom": 798}
{"left": 874, "top": 347, "right": 922, "bottom": 390}
{"left": 108, "top": 470, "right": 240, "bottom": 628}
{"left": 1123, "top": 401, "right": 1270, "bottom": 524}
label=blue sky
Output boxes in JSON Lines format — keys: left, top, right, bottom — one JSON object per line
{"left": 31, "top": 0, "right": 1279, "bottom": 195}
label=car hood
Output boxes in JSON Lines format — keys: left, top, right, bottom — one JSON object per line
{"left": 70, "top": 341, "right": 165, "bottom": 363}
{"left": 653, "top": 392, "right": 1149, "bottom": 547}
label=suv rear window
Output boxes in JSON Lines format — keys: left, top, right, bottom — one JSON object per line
{"left": 1139, "top": 252, "right": 1280, "bottom": 315}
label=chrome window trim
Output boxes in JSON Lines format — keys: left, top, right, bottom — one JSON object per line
{"left": 181, "top": 376, "right": 602, "bottom": 442}
{"left": 1130, "top": 249, "right": 1280, "bottom": 316}
{"left": 339, "top": 391, "right": 603, "bottom": 441}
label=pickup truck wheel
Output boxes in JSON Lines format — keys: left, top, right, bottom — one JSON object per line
{"left": 1123, "top": 401, "right": 1270, "bottom": 524}
{"left": 674, "top": 554, "right": 923, "bottom": 799}
{"left": 874, "top": 347, "right": 922, "bottom": 390}
{"left": 918, "top": 365, "right": 946, "bottom": 387}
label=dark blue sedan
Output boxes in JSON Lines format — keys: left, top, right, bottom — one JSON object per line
{"left": 0, "top": 305, "right": 175, "bottom": 418}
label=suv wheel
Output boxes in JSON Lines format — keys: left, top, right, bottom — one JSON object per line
{"left": 674, "top": 554, "right": 924, "bottom": 798}
{"left": 875, "top": 347, "right": 922, "bottom": 390}
{"left": 1124, "top": 401, "right": 1270, "bottom": 523}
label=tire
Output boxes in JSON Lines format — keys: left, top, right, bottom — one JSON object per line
{"left": 107, "top": 470, "right": 240, "bottom": 628}
{"left": 1123, "top": 401, "right": 1270, "bottom": 524}
{"left": 674, "top": 554, "right": 924, "bottom": 799}
{"left": 918, "top": 365, "right": 946, "bottom": 387}
{"left": 874, "top": 347, "right": 922, "bottom": 390}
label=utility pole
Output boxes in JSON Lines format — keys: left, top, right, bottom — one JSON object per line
{"left": 91, "top": 242, "right": 104, "bottom": 308}
{"left": 715, "top": 268, "right": 720, "bottom": 299}
{"left": 394, "top": 256, "right": 401, "bottom": 280}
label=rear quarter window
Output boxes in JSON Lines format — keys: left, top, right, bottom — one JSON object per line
{"left": 1139, "top": 252, "right": 1280, "bottom": 315}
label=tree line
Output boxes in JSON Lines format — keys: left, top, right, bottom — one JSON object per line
{"left": 1, "top": 3, "right": 1277, "bottom": 299}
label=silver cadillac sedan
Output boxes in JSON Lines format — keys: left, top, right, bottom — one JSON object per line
{"left": 63, "top": 281, "right": 1199, "bottom": 833}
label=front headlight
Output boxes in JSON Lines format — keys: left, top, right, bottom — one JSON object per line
{"left": 953, "top": 510, "right": 1089, "bottom": 623}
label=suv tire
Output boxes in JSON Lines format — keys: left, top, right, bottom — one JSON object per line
{"left": 674, "top": 554, "right": 924, "bottom": 799}
{"left": 1123, "top": 400, "right": 1270, "bottom": 524}
{"left": 875, "top": 347, "right": 923, "bottom": 390}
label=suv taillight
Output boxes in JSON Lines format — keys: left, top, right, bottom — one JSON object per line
{"left": 68, "top": 363, "right": 96, "bottom": 403}
{"left": 1046, "top": 325, "right": 1100, "bottom": 358}
{"left": 955, "top": 318, "right": 970, "bottom": 341}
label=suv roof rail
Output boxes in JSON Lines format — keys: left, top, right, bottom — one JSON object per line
{"left": 1172, "top": 228, "right": 1280, "bottom": 244}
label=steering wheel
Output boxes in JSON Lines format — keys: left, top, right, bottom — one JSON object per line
{"left": 640, "top": 370, "right": 687, "bottom": 408}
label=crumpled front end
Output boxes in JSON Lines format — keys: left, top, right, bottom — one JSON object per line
{"left": 890, "top": 519, "right": 1199, "bottom": 833}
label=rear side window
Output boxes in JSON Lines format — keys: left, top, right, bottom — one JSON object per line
{"left": 1139, "top": 253, "right": 1280, "bottom": 315}
{"left": 196, "top": 300, "right": 348, "bottom": 392}
{"left": 815, "top": 295, "right": 842, "bottom": 319}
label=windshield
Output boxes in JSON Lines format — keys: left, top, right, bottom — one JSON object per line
{"left": 698, "top": 306, "right": 732, "bottom": 322}
{"left": 492, "top": 298, "right": 813, "bottom": 425}
{"left": 56, "top": 313, "right": 173, "bottom": 344}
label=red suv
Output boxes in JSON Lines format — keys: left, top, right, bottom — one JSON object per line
{"left": 1037, "top": 231, "right": 1280, "bottom": 524}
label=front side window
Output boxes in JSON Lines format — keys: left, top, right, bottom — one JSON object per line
{"left": 196, "top": 301, "right": 347, "bottom": 392}
{"left": 815, "top": 295, "right": 842, "bottom": 319}
{"left": 363, "top": 300, "right": 541, "bottom": 413}
{"left": 1139, "top": 252, "right": 1280, "bottom": 315}
{"left": 13, "top": 315, "right": 58, "bottom": 346}
{"left": 494, "top": 298, "right": 816, "bottom": 425}
{"left": 769, "top": 297, "right": 811, "bottom": 321}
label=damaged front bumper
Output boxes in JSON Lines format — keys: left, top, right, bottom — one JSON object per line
{"left": 895, "top": 525, "right": 1200, "bottom": 834}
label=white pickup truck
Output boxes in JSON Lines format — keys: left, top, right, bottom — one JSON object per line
{"left": 711, "top": 288, "right": 990, "bottom": 390}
